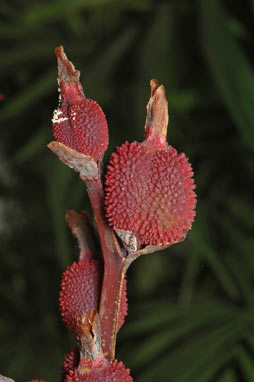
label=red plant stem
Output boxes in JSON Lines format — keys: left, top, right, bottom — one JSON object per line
{"left": 84, "top": 176, "right": 126, "bottom": 360}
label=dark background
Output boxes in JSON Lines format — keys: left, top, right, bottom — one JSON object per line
{"left": 0, "top": 0, "right": 253, "bottom": 381}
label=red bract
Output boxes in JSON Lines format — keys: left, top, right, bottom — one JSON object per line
{"left": 59, "top": 259, "right": 102, "bottom": 336}
{"left": 105, "top": 80, "right": 196, "bottom": 247}
{"left": 52, "top": 46, "right": 108, "bottom": 162}
{"left": 65, "top": 359, "right": 133, "bottom": 382}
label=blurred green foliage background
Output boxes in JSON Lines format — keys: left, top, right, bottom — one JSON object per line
{"left": 0, "top": 0, "right": 253, "bottom": 381}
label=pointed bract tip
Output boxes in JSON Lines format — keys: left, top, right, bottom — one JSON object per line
{"left": 150, "top": 78, "right": 159, "bottom": 95}
{"left": 145, "top": 79, "right": 168, "bottom": 146}
{"left": 55, "top": 45, "right": 80, "bottom": 83}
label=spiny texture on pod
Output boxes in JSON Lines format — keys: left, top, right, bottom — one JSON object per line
{"left": 59, "top": 259, "right": 102, "bottom": 336}
{"left": 62, "top": 348, "right": 80, "bottom": 381}
{"left": 52, "top": 99, "right": 108, "bottom": 161}
{"left": 105, "top": 80, "right": 196, "bottom": 247}
{"left": 105, "top": 141, "right": 196, "bottom": 246}
{"left": 65, "top": 359, "right": 133, "bottom": 382}
{"left": 52, "top": 46, "right": 108, "bottom": 161}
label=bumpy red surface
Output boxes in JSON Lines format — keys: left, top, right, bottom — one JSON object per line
{"left": 65, "top": 359, "right": 133, "bottom": 382}
{"left": 105, "top": 141, "right": 196, "bottom": 246}
{"left": 59, "top": 259, "right": 102, "bottom": 335}
{"left": 62, "top": 347, "right": 80, "bottom": 381}
{"left": 52, "top": 98, "right": 108, "bottom": 161}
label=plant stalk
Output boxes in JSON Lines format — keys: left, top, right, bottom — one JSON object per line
{"left": 84, "top": 176, "right": 126, "bottom": 360}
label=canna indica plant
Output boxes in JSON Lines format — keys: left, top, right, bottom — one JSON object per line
{"left": 1, "top": 46, "right": 196, "bottom": 381}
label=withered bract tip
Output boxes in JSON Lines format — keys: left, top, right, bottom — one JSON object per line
{"left": 55, "top": 45, "right": 80, "bottom": 83}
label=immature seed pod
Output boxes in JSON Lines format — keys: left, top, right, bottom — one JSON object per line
{"left": 52, "top": 98, "right": 108, "bottom": 162}
{"left": 51, "top": 46, "right": 108, "bottom": 163}
{"left": 59, "top": 259, "right": 102, "bottom": 336}
{"left": 105, "top": 80, "right": 196, "bottom": 249}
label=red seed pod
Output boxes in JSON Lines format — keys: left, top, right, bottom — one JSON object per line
{"left": 105, "top": 80, "right": 196, "bottom": 248}
{"left": 52, "top": 46, "right": 108, "bottom": 162}
{"left": 52, "top": 99, "right": 108, "bottom": 161}
{"left": 59, "top": 259, "right": 102, "bottom": 336}
{"left": 65, "top": 359, "right": 133, "bottom": 382}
